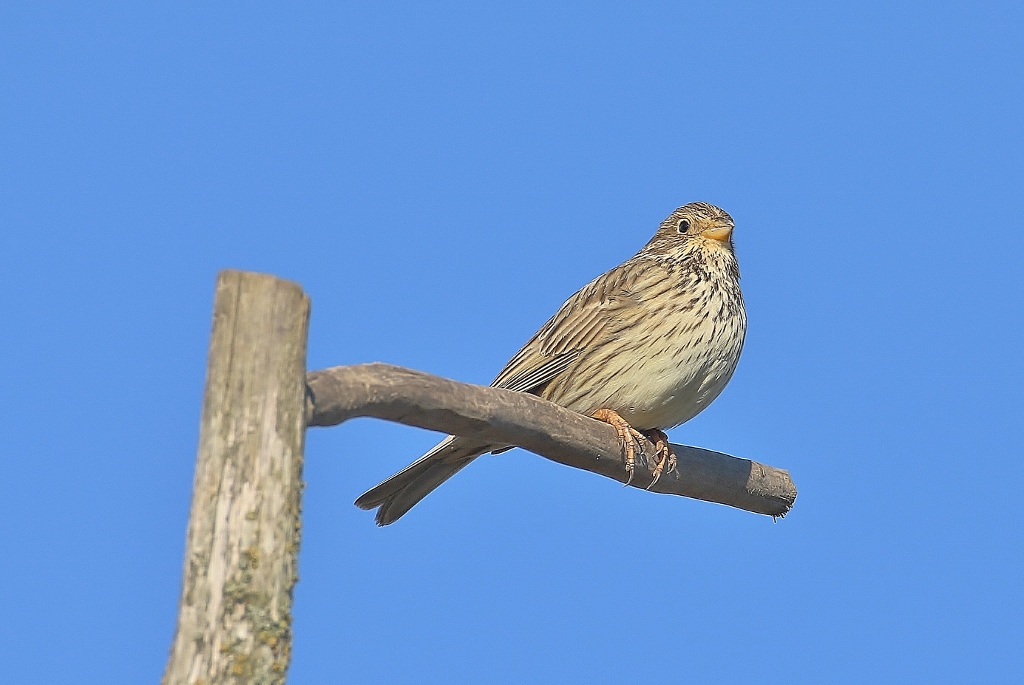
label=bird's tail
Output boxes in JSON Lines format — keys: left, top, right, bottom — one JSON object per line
{"left": 354, "top": 436, "right": 494, "bottom": 525}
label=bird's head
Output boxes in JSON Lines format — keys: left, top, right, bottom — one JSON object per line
{"left": 636, "top": 202, "right": 739, "bottom": 281}
{"left": 663, "top": 201, "right": 734, "bottom": 243}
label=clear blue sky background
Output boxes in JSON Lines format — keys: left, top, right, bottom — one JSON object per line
{"left": 2, "top": 2, "right": 1022, "bottom": 683}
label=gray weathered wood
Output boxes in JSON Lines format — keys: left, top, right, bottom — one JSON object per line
{"left": 163, "top": 270, "right": 310, "bottom": 685}
{"left": 307, "top": 363, "right": 797, "bottom": 517}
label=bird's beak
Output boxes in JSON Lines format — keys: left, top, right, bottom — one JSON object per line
{"left": 701, "top": 226, "right": 733, "bottom": 242}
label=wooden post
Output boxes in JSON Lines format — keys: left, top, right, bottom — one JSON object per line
{"left": 163, "top": 271, "right": 310, "bottom": 685}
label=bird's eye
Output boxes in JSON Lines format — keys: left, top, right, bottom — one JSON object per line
{"left": 677, "top": 218, "right": 691, "bottom": 233}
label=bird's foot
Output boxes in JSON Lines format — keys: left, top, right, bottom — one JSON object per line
{"left": 591, "top": 408, "right": 646, "bottom": 486}
{"left": 642, "top": 428, "right": 676, "bottom": 489}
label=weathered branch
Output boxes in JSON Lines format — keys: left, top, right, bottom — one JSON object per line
{"left": 163, "top": 271, "right": 310, "bottom": 685}
{"left": 307, "top": 363, "right": 796, "bottom": 517}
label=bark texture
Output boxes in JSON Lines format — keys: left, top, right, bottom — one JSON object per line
{"left": 163, "top": 271, "right": 310, "bottom": 685}
{"left": 307, "top": 363, "right": 796, "bottom": 517}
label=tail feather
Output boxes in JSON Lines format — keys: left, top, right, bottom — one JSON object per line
{"left": 355, "top": 436, "right": 494, "bottom": 525}
{"left": 374, "top": 458, "right": 474, "bottom": 525}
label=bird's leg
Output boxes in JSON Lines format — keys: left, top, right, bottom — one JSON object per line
{"left": 591, "top": 408, "right": 646, "bottom": 486}
{"left": 642, "top": 428, "right": 676, "bottom": 489}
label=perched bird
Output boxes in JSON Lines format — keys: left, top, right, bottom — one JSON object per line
{"left": 356, "top": 202, "right": 746, "bottom": 525}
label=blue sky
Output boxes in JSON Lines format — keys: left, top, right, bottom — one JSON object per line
{"left": 2, "top": 2, "right": 1022, "bottom": 683}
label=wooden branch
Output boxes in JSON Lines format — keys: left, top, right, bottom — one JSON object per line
{"left": 307, "top": 363, "right": 796, "bottom": 517}
{"left": 163, "top": 271, "right": 310, "bottom": 685}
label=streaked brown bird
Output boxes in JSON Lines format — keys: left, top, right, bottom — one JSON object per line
{"left": 356, "top": 202, "right": 746, "bottom": 525}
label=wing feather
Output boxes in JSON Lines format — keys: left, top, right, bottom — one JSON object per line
{"left": 490, "top": 259, "right": 646, "bottom": 394}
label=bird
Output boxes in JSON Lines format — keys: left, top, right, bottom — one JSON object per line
{"left": 355, "top": 201, "right": 746, "bottom": 525}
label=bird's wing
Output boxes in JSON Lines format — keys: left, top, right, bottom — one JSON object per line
{"left": 491, "top": 259, "right": 646, "bottom": 393}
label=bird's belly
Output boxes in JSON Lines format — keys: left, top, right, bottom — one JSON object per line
{"left": 580, "top": 313, "right": 745, "bottom": 430}
{"left": 615, "top": 352, "right": 736, "bottom": 430}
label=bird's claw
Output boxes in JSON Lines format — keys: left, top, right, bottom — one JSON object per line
{"left": 591, "top": 409, "right": 647, "bottom": 486}
{"left": 643, "top": 429, "right": 676, "bottom": 489}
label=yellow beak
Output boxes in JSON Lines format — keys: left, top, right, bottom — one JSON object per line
{"left": 702, "top": 226, "right": 733, "bottom": 242}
